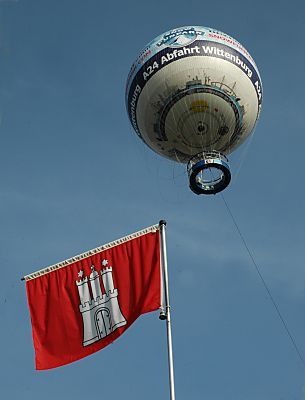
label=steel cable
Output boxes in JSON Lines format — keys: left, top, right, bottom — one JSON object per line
{"left": 220, "top": 193, "right": 305, "bottom": 368}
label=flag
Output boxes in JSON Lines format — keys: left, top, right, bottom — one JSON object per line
{"left": 25, "top": 225, "right": 161, "bottom": 370}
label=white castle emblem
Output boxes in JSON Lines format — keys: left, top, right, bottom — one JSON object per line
{"left": 76, "top": 260, "right": 127, "bottom": 346}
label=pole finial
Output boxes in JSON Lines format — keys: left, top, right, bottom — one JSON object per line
{"left": 159, "top": 220, "right": 167, "bottom": 227}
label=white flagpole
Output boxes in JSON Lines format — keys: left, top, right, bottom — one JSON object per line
{"left": 159, "top": 220, "right": 176, "bottom": 400}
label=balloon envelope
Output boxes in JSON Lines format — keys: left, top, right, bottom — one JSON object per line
{"left": 126, "top": 26, "right": 263, "bottom": 164}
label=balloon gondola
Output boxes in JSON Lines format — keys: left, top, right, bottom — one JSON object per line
{"left": 126, "top": 26, "right": 263, "bottom": 194}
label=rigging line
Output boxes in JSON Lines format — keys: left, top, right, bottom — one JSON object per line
{"left": 220, "top": 193, "right": 305, "bottom": 368}
{"left": 232, "top": 132, "right": 255, "bottom": 185}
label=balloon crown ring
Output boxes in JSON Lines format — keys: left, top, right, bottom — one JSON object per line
{"left": 187, "top": 151, "right": 231, "bottom": 195}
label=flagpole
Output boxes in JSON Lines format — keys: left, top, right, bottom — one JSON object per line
{"left": 159, "top": 220, "right": 176, "bottom": 400}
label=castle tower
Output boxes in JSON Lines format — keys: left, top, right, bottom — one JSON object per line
{"left": 76, "top": 277, "right": 91, "bottom": 306}
{"left": 101, "top": 266, "right": 115, "bottom": 294}
{"left": 75, "top": 264, "right": 127, "bottom": 347}
{"left": 89, "top": 265, "right": 103, "bottom": 300}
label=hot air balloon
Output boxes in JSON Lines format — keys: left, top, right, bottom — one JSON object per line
{"left": 126, "top": 26, "right": 263, "bottom": 195}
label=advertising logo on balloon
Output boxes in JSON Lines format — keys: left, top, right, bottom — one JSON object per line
{"left": 157, "top": 27, "right": 205, "bottom": 48}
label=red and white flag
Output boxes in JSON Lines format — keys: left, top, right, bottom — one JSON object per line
{"left": 25, "top": 225, "right": 161, "bottom": 370}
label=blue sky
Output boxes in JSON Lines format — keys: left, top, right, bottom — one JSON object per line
{"left": 0, "top": 0, "right": 305, "bottom": 399}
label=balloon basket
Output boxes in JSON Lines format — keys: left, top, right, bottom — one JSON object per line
{"left": 187, "top": 151, "right": 231, "bottom": 195}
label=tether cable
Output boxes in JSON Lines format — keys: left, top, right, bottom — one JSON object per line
{"left": 220, "top": 193, "right": 305, "bottom": 368}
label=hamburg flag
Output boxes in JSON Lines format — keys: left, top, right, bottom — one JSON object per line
{"left": 25, "top": 225, "right": 161, "bottom": 370}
